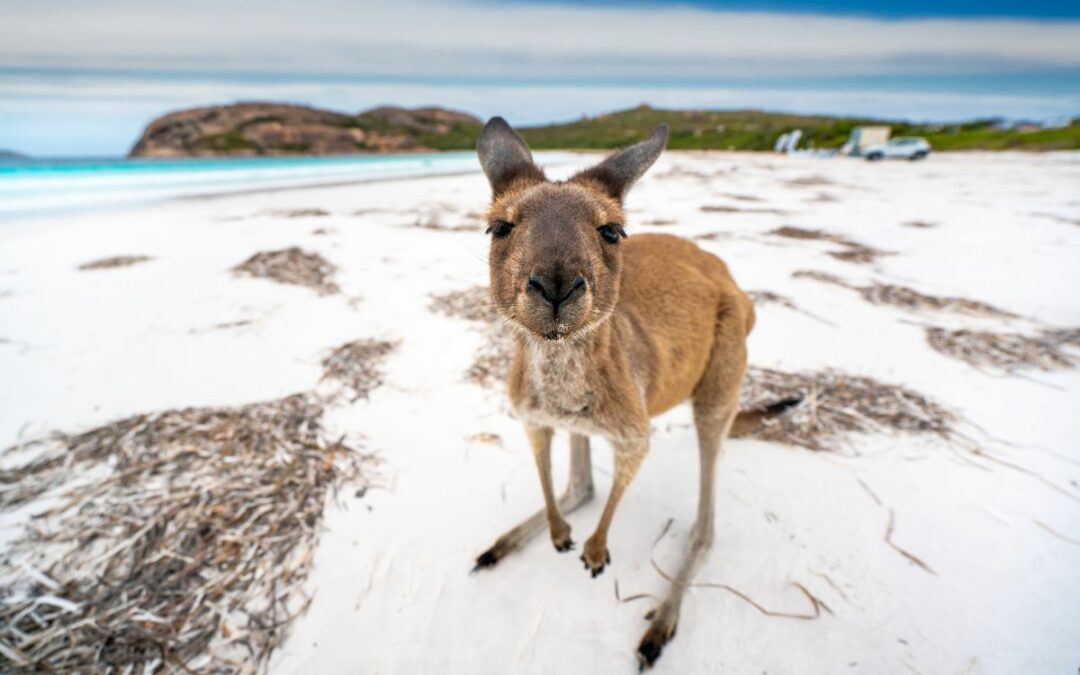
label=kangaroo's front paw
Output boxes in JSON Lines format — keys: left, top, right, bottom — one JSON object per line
{"left": 551, "top": 519, "right": 574, "bottom": 552}
{"left": 579, "top": 536, "right": 611, "bottom": 577}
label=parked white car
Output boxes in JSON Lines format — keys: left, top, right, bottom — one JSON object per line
{"left": 864, "top": 137, "right": 931, "bottom": 161}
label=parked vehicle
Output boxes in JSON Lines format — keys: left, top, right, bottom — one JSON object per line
{"left": 842, "top": 125, "right": 891, "bottom": 156}
{"left": 864, "top": 137, "right": 931, "bottom": 161}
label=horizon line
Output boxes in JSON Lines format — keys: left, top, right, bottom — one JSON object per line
{"left": 4, "top": 101, "right": 1077, "bottom": 159}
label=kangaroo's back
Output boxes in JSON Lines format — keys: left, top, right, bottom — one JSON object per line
{"left": 615, "top": 232, "right": 754, "bottom": 415}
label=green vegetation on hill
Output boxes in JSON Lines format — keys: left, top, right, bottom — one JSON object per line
{"left": 339, "top": 116, "right": 481, "bottom": 150}
{"left": 203, "top": 131, "right": 260, "bottom": 153}
{"left": 910, "top": 119, "right": 1080, "bottom": 151}
{"left": 520, "top": 107, "right": 865, "bottom": 150}
{"left": 132, "top": 102, "right": 1080, "bottom": 157}
{"left": 418, "top": 106, "right": 1080, "bottom": 152}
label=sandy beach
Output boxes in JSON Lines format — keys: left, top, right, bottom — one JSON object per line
{"left": 1, "top": 151, "right": 1078, "bottom": 674}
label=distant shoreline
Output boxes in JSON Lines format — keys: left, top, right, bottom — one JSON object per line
{"left": 0, "top": 151, "right": 580, "bottom": 221}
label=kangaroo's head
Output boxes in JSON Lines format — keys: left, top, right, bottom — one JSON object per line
{"left": 477, "top": 117, "right": 668, "bottom": 342}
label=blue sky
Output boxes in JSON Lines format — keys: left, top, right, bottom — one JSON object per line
{"left": 514, "top": 0, "right": 1080, "bottom": 18}
{"left": 1, "top": 0, "right": 1078, "bottom": 156}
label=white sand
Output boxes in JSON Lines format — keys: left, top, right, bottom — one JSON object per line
{"left": 1, "top": 152, "right": 1078, "bottom": 674}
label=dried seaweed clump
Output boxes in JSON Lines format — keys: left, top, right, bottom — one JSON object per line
{"left": 78, "top": 255, "right": 151, "bottom": 271}
{"left": 792, "top": 270, "right": 1018, "bottom": 318}
{"left": 785, "top": 175, "right": 834, "bottom": 187}
{"left": 466, "top": 328, "right": 515, "bottom": 387}
{"left": 791, "top": 269, "right": 848, "bottom": 286}
{"left": 737, "top": 367, "right": 956, "bottom": 451}
{"left": 746, "top": 290, "right": 798, "bottom": 310}
{"left": 0, "top": 394, "right": 371, "bottom": 673}
{"left": 770, "top": 226, "right": 833, "bottom": 241}
{"left": 1030, "top": 212, "right": 1080, "bottom": 227}
{"left": 700, "top": 204, "right": 785, "bottom": 215}
{"left": 412, "top": 211, "right": 481, "bottom": 232}
{"left": 694, "top": 231, "right": 732, "bottom": 242}
{"left": 721, "top": 193, "right": 762, "bottom": 203}
{"left": 233, "top": 247, "right": 339, "bottom": 294}
{"left": 1043, "top": 327, "right": 1080, "bottom": 346}
{"left": 280, "top": 208, "right": 329, "bottom": 218}
{"left": 745, "top": 289, "right": 835, "bottom": 326}
{"left": 861, "top": 285, "right": 1017, "bottom": 318}
{"left": 925, "top": 327, "right": 1078, "bottom": 372}
{"left": 770, "top": 227, "right": 890, "bottom": 264}
{"left": 428, "top": 285, "right": 499, "bottom": 323}
{"left": 827, "top": 246, "right": 885, "bottom": 264}
{"left": 429, "top": 286, "right": 515, "bottom": 387}
{"left": 654, "top": 166, "right": 719, "bottom": 182}
{"left": 321, "top": 338, "right": 397, "bottom": 400}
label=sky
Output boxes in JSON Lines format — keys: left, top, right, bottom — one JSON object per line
{"left": 1, "top": 0, "right": 1079, "bottom": 156}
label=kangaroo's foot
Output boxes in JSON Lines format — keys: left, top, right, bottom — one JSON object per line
{"left": 473, "top": 483, "right": 594, "bottom": 572}
{"left": 473, "top": 537, "right": 513, "bottom": 571}
{"left": 637, "top": 602, "right": 678, "bottom": 670}
{"left": 472, "top": 510, "right": 547, "bottom": 572}
{"left": 550, "top": 517, "right": 574, "bottom": 552}
{"left": 579, "top": 535, "right": 611, "bottom": 577}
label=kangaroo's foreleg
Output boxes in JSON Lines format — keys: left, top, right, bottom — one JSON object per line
{"left": 580, "top": 435, "right": 648, "bottom": 577}
{"left": 473, "top": 433, "right": 594, "bottom": 571}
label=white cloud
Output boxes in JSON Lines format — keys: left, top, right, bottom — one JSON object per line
{"left": 2, "top": 1, "right": 1077, "bottom": 155}
{"left": 1, "top": 0, "right": 1079, "bottom": 77}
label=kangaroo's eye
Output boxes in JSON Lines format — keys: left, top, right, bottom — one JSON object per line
{"left": 597, "top": 223, "right": 625, "bottom": 244}
{"left": 486, "top": 219, "right": 515, "bottom": 238}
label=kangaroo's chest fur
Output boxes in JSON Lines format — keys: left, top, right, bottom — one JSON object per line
{"left": 514, "top": 341, "right": 601, "bottom": 434}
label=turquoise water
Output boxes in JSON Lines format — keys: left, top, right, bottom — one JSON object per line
{"left": 0, "top": 152, "right": 497, "bottom": 219}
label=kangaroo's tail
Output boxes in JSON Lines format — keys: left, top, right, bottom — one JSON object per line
{"left": 729, "top": 396, "right": 802, "bottom": 438}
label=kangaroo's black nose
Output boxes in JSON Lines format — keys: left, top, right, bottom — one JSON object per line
{"left": 527, "top": 273, "right": 586, "bottom": 317}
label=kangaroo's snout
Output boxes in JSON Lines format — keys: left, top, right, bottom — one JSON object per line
{"left": 527, "top": 272, "right": 586, "bottom": 320}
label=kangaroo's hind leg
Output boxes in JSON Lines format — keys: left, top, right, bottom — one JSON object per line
{"left": 637, "top": 308, "right": 748, "bottom": 669}
{"left": 473, "top": 433, "right": 594, "bottom": 571}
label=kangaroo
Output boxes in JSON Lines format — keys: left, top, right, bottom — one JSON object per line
{"left": 471, "top": 118, "right": 785, "bottom": 669}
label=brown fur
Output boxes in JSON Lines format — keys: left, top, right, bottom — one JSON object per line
{"left": 472, "top": 118, "right": 754, "bottom": 669}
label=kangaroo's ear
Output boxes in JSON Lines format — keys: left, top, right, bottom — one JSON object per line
{"left": 572, "top": 124, "right": 668, "bottom": 200}
{"left": 476, "top": 117, "right": 545, "bottom": 197}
